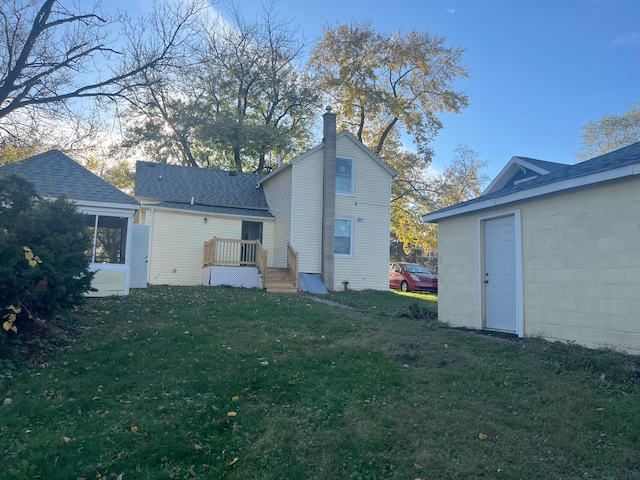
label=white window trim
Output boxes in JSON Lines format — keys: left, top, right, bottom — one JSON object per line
{"left": 334, "top": 216, "right": 354, "bottom": 258}
{"left": 336, "top": 156, "right": 356, "bottom": 196}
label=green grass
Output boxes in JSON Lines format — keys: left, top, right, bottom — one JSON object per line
{"left": 1, "top": 286, "right": 639, "bottom": 479}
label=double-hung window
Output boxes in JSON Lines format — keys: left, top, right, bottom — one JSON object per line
{"left": 334, "top": 218, "right": 353, "bottom": 257}
{"left": 336, "top": 157, "right": 354, "bottom": 195}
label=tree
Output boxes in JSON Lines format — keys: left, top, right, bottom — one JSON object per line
{"left": 576, "top": 102, "right": 640, "bottom": 161}
{"left": 0, "top": 174, "right": 95, "bottom": 336}
{"left": 308, "top": 20, "right": 469, "bottom": 159}
{"left": 308, "top": 20, "right": 472, "bottom": 253}
{"left": 196, "top": 2, "right": 318, "bottom": 172}
{"left": 116, "top": 2, "right": 318, "bottom": 172}
{"left": 0, "top": 0, "right": 207, "bottom": 139}
{"left": 391, "top": 144, "right": 488, "bottom": 257}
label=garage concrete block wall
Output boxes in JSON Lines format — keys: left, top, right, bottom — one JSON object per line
{"left": 522, "top": 178, "right": 640, "bottom": 353}
{"left": 437, "top": 214, "right": 480, "bottom": 328}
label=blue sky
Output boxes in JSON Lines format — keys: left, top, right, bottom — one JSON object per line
{"left": 226, "top": 0, "right": 639, "bottom": 179}
{"left": 113, "top": 0, "right": 639, "bottom": 179}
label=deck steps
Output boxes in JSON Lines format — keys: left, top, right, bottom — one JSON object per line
{"left": 264, "top": 267, "right": 297, "bottom": 293}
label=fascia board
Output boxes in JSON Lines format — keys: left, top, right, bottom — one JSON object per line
{"left": 424, "top": 164, "right": 639, "bottom": 223}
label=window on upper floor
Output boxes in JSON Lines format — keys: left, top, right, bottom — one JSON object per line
{"left": 334, "top": 217, "right": 353, "bottom": 257}
{"left": 336, "top": 157, "right": 354, "bottom": 195}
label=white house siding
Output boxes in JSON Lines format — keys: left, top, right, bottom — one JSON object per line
{"left": 333, "top": 137, "right": 392, "bottom": 291}
{"left": 144, "top": 208, "right": 275, "bottom": 286}
{"left": 290, "top": 152, "right": 324, "bottom": 274}
{"left": 437, "top": 177, "right": 640, "bottom": 354}
{"left": 262, "top": 167, "right": 293, "bottom": 268}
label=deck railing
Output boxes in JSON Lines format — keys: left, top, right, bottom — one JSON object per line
{"left": 204, "top": 237, "right": 265, "bottom": 269}
{"left": 287, "top": 242, "right": 299, "bottom": 289}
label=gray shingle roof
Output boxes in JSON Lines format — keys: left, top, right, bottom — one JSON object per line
{"left": 0, "top": 150, "right": 139, "bottom": 206}
{"left": 134, "top": 161, "right": 272, "bottom": 216}
{"left": 424, "top": 141, "right": 640, "bottom": 220}
{"left": 512, "top": 156, "right": 568, "bottom": 173}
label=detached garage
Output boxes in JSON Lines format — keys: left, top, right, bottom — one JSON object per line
{"left": 423, "top": 142, "right": 640, "bottom": 354}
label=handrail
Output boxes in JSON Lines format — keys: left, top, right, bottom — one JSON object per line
{"left": 287, "top": 242, "right": 299, "bottom": 289}
{"left": 203, "top": 237, "right": 261, "bottom": 267}
{"left": 256, "top": 239, "right": 267, "bottom": 283}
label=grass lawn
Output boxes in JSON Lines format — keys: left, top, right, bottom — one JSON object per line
{"left": 1, "top": 286, "right": 639, "bottom": 479}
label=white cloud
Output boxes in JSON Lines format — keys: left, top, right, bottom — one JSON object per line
{"left": 612, "top": 33, "right": 639, "bottom": 47}
{"left": 446, "top": 8, "right": 456, "bottom": 14}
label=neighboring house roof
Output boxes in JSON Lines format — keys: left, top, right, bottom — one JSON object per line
{"left": 0, "top": 150, "right": 139, "bottom": 208}
{"left": 258, "top": 130, "right": 396, "bottom": 185}
{"left": 423, "top": 141, "right": 640, "bottom": 222}
{"left": 135, "top": 161, "right": 273, "bottom": 218}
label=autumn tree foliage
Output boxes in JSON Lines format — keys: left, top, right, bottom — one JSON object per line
{"left": 576, "top": 103, "right": 640, "bottom": 162}
{"left": 391, "top": 144, "right": 488, "bottom": 256}
{"left": 308, "top": 20, "right": 477, "bottom": 254}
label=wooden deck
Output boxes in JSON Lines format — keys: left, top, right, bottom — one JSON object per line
{"left": 203, "top": 237, "right": 298, "bottom": 293}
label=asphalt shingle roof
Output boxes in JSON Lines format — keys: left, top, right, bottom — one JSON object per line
{"left": 511, "top": 156, "right": 568, "bottom": 173}
{"left": 134, "top": 161, "right": 271, "bottom": 216}
{"left": 426, "top": 141, "right": 640, "bottom": 219}
{"left": 0, "top": 150, "right": 138, "bottom": 206}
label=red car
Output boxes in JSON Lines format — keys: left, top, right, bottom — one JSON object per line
{"left": 389, "top": 262, "right": 438, "bottom": 293}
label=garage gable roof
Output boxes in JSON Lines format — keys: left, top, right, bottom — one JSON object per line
{"left": 423, "top": 142, "right": 640, "bottom": 222}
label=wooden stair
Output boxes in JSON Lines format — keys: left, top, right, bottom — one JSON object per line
{"left": 264, "top": 267, "right": 297, "bottom": 293}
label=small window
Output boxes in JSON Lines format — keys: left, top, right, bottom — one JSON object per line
{"left": 336, "top": 157, "right": 354, "bottom": 195}
{"left": 334, "top": 218, "right": 353, "bottom": 257}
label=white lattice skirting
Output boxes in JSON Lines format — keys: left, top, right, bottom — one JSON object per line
{"left": 202, "top": 266, "right": 263, "bottom": 289}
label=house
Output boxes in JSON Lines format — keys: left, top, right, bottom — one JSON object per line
{"left": 134, "top": 108, "right": 396, "bottom": 292}
{"left": 422, "top": 142, "right": 640, "bottom": 354}
{"left": 0, "top": 150, "right": 144, "bottom": 296}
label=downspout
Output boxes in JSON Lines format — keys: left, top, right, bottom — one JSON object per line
{"left": 124, "top": 215, "right": 134, "bottom": 295}
{"left": 321, "top": 106, "right": 336, "bottom": 290}
{"left": 147, "top": 207, "right": 155, "bottom": 285}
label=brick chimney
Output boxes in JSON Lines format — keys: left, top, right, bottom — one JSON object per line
{"left": 321, "top": 107, "right": 336, "bottom": 291}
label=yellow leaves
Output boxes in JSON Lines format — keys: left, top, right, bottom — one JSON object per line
{"left": 231, "top": 396, "right": 240, "bottom": 402}
{"left": 444, "top": 344, "right": 449, "bottom": 349}
{"left": 130, "top": 425, "right": 138, "bottom": 433}
{"left": 3, "top": 305, "right": 21, "bottom": 333}
{"left": 478, "top": 433, "right": 488, "bottom": 440}
{"left": 23, "top": 246, "right": 42, "bottom": 267}
{"left": 227, "top": 411, "right": 237, "bottom": 417}
{"left": 228, "top": 457, "right": 239, "bottom": 466}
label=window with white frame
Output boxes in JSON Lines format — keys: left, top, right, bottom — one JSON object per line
{"left": 334, "top": 218, "right": 353, "bottom": 257}
{"left": 336, "top": 157, "right": 354, "bottom": 195}
{"left": 84, "top": 214, "right": 128, "bottom": 264}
